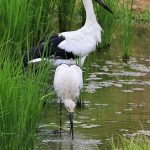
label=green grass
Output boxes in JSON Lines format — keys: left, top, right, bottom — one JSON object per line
{"left": 0, "top": 0, "right": 57, "bottom": 58}
{"left": 133, "top": 10, "right": 150, "bottom": 23}
{"left": 112, "top": 136, "right": 150, "bottom": 150}
{"left": 120, "top": 0, "right": 134, "bottom": 60}
{"left": 0, "top": 0, "right": 55, "bottom": 149}
{"left": 0, "top": 0, "right": 149, "bottom": 149}
{"left": 95, "top": 0, "right": 135, "bottom": 60}
{"left": 95, "top": 0, "right": 120, "bottom": 50}
{"left": 0, "top": 50, "right": 53, "bottom": 150}
{"left": 57, "top": 0, "right": 76, "bottom": 32}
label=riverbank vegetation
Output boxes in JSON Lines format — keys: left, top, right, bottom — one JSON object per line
{"left": 112, "top": 136, "right": 150, "bottom": 150}
{"left": 0, "top": 0, "right": 149, "bottom": 149}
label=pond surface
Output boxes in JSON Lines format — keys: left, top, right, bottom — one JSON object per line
{"left": 36, "top": 24, "right": 150, "bottom": 149}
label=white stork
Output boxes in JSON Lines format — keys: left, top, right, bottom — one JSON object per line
{"left": 23, "top": 0, "right": 113, "bottom": 68}
{"left": 53, "top": 64, "right": 83, "bottom": 139}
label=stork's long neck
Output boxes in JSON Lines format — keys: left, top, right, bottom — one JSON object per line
{"left": 82, "top": 0, "right": 97, "bottom": 24}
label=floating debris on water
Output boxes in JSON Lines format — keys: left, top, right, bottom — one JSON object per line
{"left": 84, "top": 101, "right": 91, "bottom": 104}
{"left": 38, "top": 123, "right": 56, "bottom": 128}
{"left": 132, "top": 88, "right": 145, "bottom": 91}
{"left": 145, "top": 59, "right": 150, "bottom": 62}
{"left": 79, "top": 124, "right": 100, "bottom": 128}
{"left": 121, "top": 90, "right": 134, "bottom": 93}
{"left": 95, "top": 72, "right": 111, "bottom": 76}
{"left": 105, "top": 61, "right": 119, "bottom": 65}
{"left": 91, "top": 119, "right": 96, "bottom": 121}
{"left": 128, "top": 103, "right": 134, "bottom": 105}
{"left": 123, "top": 130, "right": 150, "bottom": 138}
{"left": 91, "top": 64, "right": 100, "bottom": 68}
{"left": 66, "top": 120, "right": 82, "bottom": 124}
{"left": 138, "top": 130, "right": 150, "bottom": 136}
{"left": 124, "top": 108, "right": 133, "bottom": 111}
{"left": 100, "top": 104, "right": 108, "bottom": 107}
{"left": 94, "top": 104, "right": 108, "bottom": 107}
{"left": 86, "top": 77, "right": 102, "bottom": 81}
{"left": 123, "top": 133, "right": 137, "bottom": 138}
{"left": 112, "top": 71, "right": 146, "bottom": 77}
{"left": 89, "top": 74, "right": 97, "bottom": 78}
{"left": 78, "top": 116, "right": 89, "bottom": 120}
{"left": 129, "top": 63, "right": 150, "bottom": 73}
{"left": 42, "top": 138, "right": 102, "bottom": 146}
{"left": 113, "top": 83, "right": 122, "bottom": 88}
{"left": 105, "top": 138, "right": 113, "bottom": 141}
{"left": 106, "top": 120, "right": 118, "bottom": 123}
{"left": 120, "top": 129, "right": 129, "bottom": 132}
{"left": 94, "top": 103, "right": 101, "bottom": 106}
{"left": 115, "top": 112, "right": 122, "bottom": 115}
{"left": 128, "top": 103, "right": 143, "bottom": 109}
{"left": 146, "top": 120, "right": 150, "bottom": 124}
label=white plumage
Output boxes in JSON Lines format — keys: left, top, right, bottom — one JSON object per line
{"left": 56, "top": 0, "right": 102, "bottom": 65}
{"left": 53, "top": 64, "right": 83, "bottom": 139}
{"left": 58, "top": 24, "right": 102, "bottom": 56}
{"left": 28, "top": 0, "right": 102, "bottom": 67}
{"left": 54, "top": 64, "right": 83, "bottom": 103}
{"left": 23, "top": 0, "right": 113, "bottom": 140}
{"left": 54, "top": 64, "right": 83, "bottom": 139}
{"left": 51, "top": 0, "right": 113, "bottom": 139}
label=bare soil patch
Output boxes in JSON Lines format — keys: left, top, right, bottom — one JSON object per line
{"left": 133, "top": 0, "right": 150, "bottom": 11}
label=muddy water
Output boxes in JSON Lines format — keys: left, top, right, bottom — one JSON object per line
{"left": 36, "top": 25, "right": 150, "bottom": 149}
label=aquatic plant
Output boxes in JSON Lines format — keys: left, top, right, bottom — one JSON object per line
{"left": 0, "top": 0, "right": 56, "bottom": 58}
{"left": 111, "top": 136, "right": 150, "bottom": 150}
{"left": 0, "top": 1, "right": 55, "bottom": 149}
{"left": 57, "top": 0, "right": 76, "bottom": 32}
{"left": 134, "top": 10, "right": 150, "bottom": 23}
{"left": 95, "top": 0, "right": 120, "bottom": 50}
{"left": 0, "top": 49, "right": 53, "bottom": 150}
{"left": 120, "top": 0, "right": 134, "bottom": 60}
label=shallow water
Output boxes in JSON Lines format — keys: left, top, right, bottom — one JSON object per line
{"left": 36, "top": 25, "right": 150, "bottom": 149}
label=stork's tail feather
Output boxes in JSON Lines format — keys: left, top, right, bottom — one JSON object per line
{"left": 22, "top": 35, "right": 65, "bottom": 69}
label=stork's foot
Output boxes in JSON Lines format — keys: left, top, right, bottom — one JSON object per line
{"left": 70, "top": 130, "right": 74, "bottom": 140}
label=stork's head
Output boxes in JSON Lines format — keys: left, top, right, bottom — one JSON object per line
{"left": 64, "top": 99, "right": 76, "bottom": 123}
{"left": 95, "top": 0, "right": 113, "bottom": 14}
{"left": 64, "top": 99, "right": 76, "bottom": 139}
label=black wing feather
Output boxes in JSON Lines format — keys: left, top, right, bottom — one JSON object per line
{"left": 23, "top": 35, "right": 78, "bottom": 68}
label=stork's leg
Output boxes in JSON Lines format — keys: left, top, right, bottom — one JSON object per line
{"left": 77, "top": 97, "right": 84, "bottom": 108}
{"left": 59, "top": 99, "right": 62, "bottom": 138}
{"left": 80, "top": 98, "right": 83, "bottom": 107}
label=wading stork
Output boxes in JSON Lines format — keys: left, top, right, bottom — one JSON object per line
{"left": 23, "top": 0, "right": 113, "bottom": 68}
{"left": 53, "top": 64, "right": 83, "bottom": 139}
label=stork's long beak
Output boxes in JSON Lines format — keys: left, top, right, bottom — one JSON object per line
{"left": 95, "top": 0, "right": 113, "bottom": 14}
{"left": 69, "top": 112, "right": 74, "bottom": 140}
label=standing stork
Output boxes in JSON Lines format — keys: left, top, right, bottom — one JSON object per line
{"left": 53, "top": 64, "right": 83, "bottom": 139}
{"left": 23, "top": 0, "right": 113, "bottom": 68}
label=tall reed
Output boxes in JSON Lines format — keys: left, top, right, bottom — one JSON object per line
{"left": 111, "top": 136, "right": 150, "bottom": 149}
{"left": 0, "top": 0, "right": 56, "bottom": 58}
{"left": 0, "top": 48, "right": 52, "bottom": 150}
{"left": 0, "top": 0, "right": 55, "bottom": 149}
{"left": 120, "top": 0, "right": 134, "bottom": 60}
{"left": 57, "top": 0, "right": 76, "bottom": 32}
{"left": 95, "top": 0, "right": 119, "bottom": 50}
